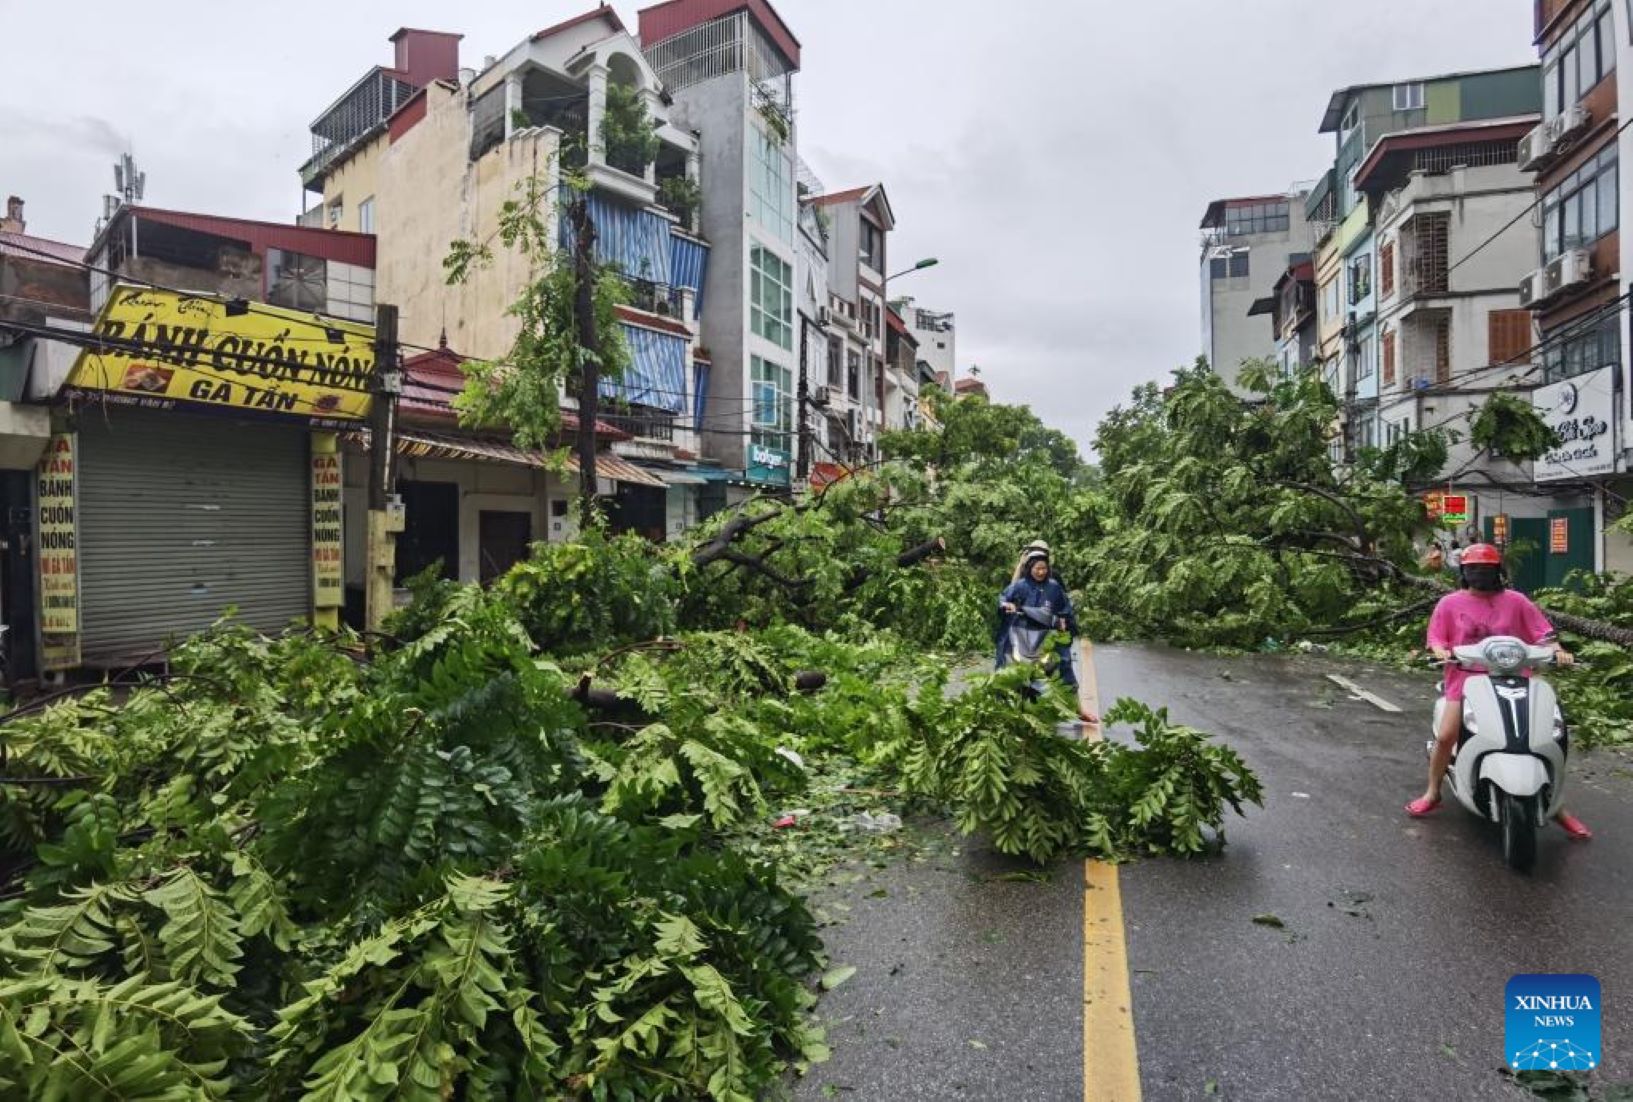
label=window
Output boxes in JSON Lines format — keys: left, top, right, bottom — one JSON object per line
{"left": 1382, "top": 327, "right": 1396, "bottom": 386}
{"left": 749, "top": 245, "right": 793, "bottom": 350}
{"left": 326, "top": 198, "right": 342, "bottom": 228}
{"left": 1322, "top": 278, "right": 1340, "bottom": 323}
{"left": 1544, "top": 1, "right": 1616, "bottom": 117}
{"left": 1542, "top": 145, "right": 1618, "bottom": 259}
{"left": 750, "top": 355, "right": 793, "bottom": 454}
{"left": 1488, "top": 309, "right": 1532, "bottom": 367}
{"left": 1379, "top": 242, "right": 1395, "bottom": 298}
{"left": 1348, "top": 252, "right": 1371, "bottom": 304}
{"left": 1392, "top": 82, "right": 1424, "bottom": 111}
{"left": 267, "top": 249, "right": 327, "bottom": 312}
{"left": 1223, "top": 202, "right": 1289, "bottom": 236}
{"left": 1541, "top": 310, "right": 1619, "bottom": 382}
{"left": 827, "top": 337, "right": 843, "bottom": 388}
{"left": 846, "top": 348, "right": 861, "bottom": 398}
{"left": 1356, "top": 334, "right": 1375, "bottom": 380}
{"left": 859, "top": 219, "right": 885, "bottom": 272}
{"left": 748, "top": 127, "right": 793, "bottom": 242}
{"left": 1339, "top": 103, "right": 1359, "bottom": 143}
{"left": 358, "top": 197, "right": 375, "bottom": 235}
{"left": 1209, "top": 255, "right": 1228, "bottom": 280}
{"left": 1227, "top": 250, "right": 1250, "bottom": 278}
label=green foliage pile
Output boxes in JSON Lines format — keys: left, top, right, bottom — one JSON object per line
{"left": 0, "top": 604, "right": 835, "bottom": 1099}
{"left": 1525, "top": 574, "right": 1633, "bottom": 748}
{"left": 869, "top": 667, "right": 1263, "bottom": 864}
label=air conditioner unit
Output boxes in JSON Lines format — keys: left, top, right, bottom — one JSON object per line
{"left": 1550, "top": 103, "right": 1590, "bottom": 148}
{"left": 817, "top": 306, "right": 833, "bottom": 326}
{"left": 1517, "top": 122, "right": 1553, "bottom": 172}
{"left": 812, "top": 384, "right": 831, "bottom": 406}
{"left": 1544, "top": 248, "right": 1592, "bottom": 296}
{"left": 1518, "top": 268, "right": 1546, "bottom": 308}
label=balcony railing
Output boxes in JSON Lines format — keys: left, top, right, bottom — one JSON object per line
{"left": 600, "top": 405, "right": 676, "bottom": 441}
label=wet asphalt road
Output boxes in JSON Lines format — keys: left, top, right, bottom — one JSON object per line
{"left": 793, "top": 644, "right": 1633, "bottom": 1101}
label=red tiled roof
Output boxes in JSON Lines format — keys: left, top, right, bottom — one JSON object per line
{"left": 534, "top": 5, "right": 625, "bottom": 41}
{"left": 809, "top": 186, "right": 870, "bottom": 208}
{"left": 0, "top": 230, "right": 85, "bottom": 267}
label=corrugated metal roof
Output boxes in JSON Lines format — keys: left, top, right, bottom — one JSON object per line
{"left": 356, "top": 427, "right": 664, "bottom": 486}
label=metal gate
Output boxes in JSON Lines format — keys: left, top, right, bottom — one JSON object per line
{"left": 77, "top": 409, "right": 309, "bottom": 665}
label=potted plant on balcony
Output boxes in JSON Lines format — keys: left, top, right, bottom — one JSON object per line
{"left": 600, "top": 83, "right": 661, "bottom": 177}
{"left": 658, "top": 175, "right": 701, "bottom": 230}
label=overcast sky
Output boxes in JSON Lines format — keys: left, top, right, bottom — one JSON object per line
{"left": 2, "top": 0, "right": 1536, "bottom": 452}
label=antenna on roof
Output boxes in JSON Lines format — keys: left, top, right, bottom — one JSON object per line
{"left": 96, "top": 151, "right": 148, "bottom": 236}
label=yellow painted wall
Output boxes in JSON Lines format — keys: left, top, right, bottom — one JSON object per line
{"left": 1315, "top": 235, "right": 1343, "bottom": 362}
{"left": 321, "top": 139, "right": 385, "bottom": 234}
{"left": 375, "top": 84, "right": 563, "bottom": 360}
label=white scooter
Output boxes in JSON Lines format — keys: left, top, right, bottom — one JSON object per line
{"left": 1427, "top": 636, "right": 1568, "bottom": 872}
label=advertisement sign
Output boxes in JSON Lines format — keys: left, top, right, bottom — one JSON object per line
{"left": 311, "top": 445, "right": 343, "bottom": 610}
{"left": 1491, "top": 514, "right": 1510, "bottom": 547}
{"left": 1533, "top": 366, "right": 1617, "bottom": 482}
{"left": 1440, "top": 494, "right": 1470, "bottom": 525}
{"left": 747, "top": 443, "right": 791, "bottom": 486}
{"left": 1551, "top": 516, "right": 1570, "bottom": 554}
{"left": 35, "top": 432, "right": 80, "bottom": 670}
{"left": 67, "top": 285, "right": 374, "bottom": 426}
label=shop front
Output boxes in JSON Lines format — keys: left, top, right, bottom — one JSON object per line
{"left": 43, "top": 285, "right": 370, "bottom": 670}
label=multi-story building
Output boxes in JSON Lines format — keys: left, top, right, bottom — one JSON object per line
{"left": 1198, "top": 190, "right": 1312, "bottom": 390}
{"left": 299, "top": 15, "right": 711, "bottom": 542}
{"left": 1307, "top": 66, "right": 1540, "bottom": 458}
{"left": 1355, "top": 116, "right": 1549, "bottom": 557}
{"left": 1252, "top": 256, "right": 1317, "bottom": 378}
{"left": 1522, "top": 0, "right": 1630, "bottom": 577}
{"left": 794, "top": 183, "right": 832, "bottom": 477}
{"left": 807, "top": 184, "right": 893, "bottom": 464}
{"left": 896, "top": 297, "right": 955, "bottom": 385}
{"left": 640, "top": 0, "right": 803, "bottom": 503}
{"left": 0, "top": 196, "right": 88, "bottom": 682}
{"left": 884, "top": 306, "right": 922, "bottom": 432}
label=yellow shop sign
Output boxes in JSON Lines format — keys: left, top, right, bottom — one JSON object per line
{"left": 68, "top": 285, "right": 374, "bottom": 425}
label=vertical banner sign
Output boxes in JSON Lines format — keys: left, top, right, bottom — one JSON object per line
{"left": 1550, "top": 517, "right": 1570, "bottom": 555}
{"left": 311, "top": 438, "right": 343, "bottom": 610}
{"left": 36, "top": 432, "right": 80, "bottom": 670}
{"left": 1492, "top": 514, "right": 1510, "bottom": 547}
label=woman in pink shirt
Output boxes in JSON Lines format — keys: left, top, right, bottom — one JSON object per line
{"left": 1405, "top": 544, "right": 1591, "bottom": 838}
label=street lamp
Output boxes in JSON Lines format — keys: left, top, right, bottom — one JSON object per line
{"left": 885, "top": 257, "right": 939, "bottom": 281}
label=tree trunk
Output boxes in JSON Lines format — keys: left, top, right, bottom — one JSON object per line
{"left": 572, "top": 196, "right": 600, "bottom": 531}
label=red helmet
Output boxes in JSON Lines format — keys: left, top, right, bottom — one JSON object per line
{"left": 1460, "top": 543, "right": 1502, "bottom": 566}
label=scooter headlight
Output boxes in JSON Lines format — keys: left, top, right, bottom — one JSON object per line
{"left": 1482, "top": 639, "right": 1528, "bottom": 673}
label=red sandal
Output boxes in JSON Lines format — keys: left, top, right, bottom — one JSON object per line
{"left": 1405, "top": 797, "right": 1441, "bottom": 818}
{"left": 1556, "top": 812, "right": 1593, "bottom": 840}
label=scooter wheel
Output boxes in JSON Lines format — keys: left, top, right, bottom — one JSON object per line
{"left": 1500, "top": 793, "right": 1538, "bottom": 873}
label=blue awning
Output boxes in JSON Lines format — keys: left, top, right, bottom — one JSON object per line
{"left": 605, "top": 322, "right": 687, "bottom": 413}
{"left": 670, "top": 229, "right": 709, "bottom": 318}
{"left": 560, "top": 191, "right": 672, "bottom": 286}
{"left": 692, "top": 360, "right": 710, "bottom": 431}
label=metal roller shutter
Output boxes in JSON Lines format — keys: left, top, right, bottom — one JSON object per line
{"left": 78, "top": 408, "right": 309, "bottom": 664}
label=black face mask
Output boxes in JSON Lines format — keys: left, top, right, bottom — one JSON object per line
{"left": 1463, "top": 564, "right": 1503, "bottom": 592}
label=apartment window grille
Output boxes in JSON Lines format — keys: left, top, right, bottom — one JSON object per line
{"left": 1434, "top": 316, "right": 1451, "bottom": 384}
{"left": 1413, "top": 140, "right": 1520, "bottom": 174}
{"left": 1406, "top": 213, "right": 1449, "bottom": 296}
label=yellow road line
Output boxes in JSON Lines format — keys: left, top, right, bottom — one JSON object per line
{"left": 1080, "top": 640, "right": 1142, "bottom": 1102}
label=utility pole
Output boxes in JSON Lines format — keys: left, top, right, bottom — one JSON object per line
{"left": 571, "top": 195, "right": 601, "bottom": 530}
{"left": 365, "top": 303, "right": 402, "bottom": 634}
{"left": 796, "top": 312, "right": 811, "bottom": 484}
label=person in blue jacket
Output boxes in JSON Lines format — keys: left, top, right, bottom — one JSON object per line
{"left": 995, "top": 541, "right": 1079, "bottom": 674}
{"left": 996, "top": 549, "right": 1078, "bottom": 689}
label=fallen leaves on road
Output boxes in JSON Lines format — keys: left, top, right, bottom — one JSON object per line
{"left": 1250, "top": 913, "right": 1286, "bottom": 929}
{"left": 821, "top": 965, "right": 858, "bottom": 991}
